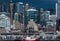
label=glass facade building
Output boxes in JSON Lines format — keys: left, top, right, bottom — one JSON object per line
{"left": 16, "top": 2, "right": 24, "bottom": 23}
{"left": 25, "top": 8, "right": 38, "bottom": 25}
{"left": 40, "top": 11, "right": 50, "bottom": 26}
{"left": 56, "top": 0, "right": 60, "bottom": 30}
{"left": 16, "top": 2, "right": 24, "bottom": 13}
{"left": 56, "top": 0, "right": 60, "bottom": 20}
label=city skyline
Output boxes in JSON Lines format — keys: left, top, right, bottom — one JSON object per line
{"left": 0, "top": 0, "right": 57, "bottom": 10}
{"left": 0, "top": 0, "right": 60, "bottom": 40}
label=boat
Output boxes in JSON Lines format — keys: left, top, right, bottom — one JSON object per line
{"left": 22, "top": 35, "right": 40, "bottom": 41}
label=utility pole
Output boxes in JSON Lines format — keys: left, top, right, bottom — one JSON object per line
{"left": 10, "top": 0, "right": 13, "bottom": 29}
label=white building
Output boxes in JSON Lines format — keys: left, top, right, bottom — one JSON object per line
{"left": 47, "top": 15, "right": 57, "bottom": 27}
{"left": 0, "top": 12, "right": 10, "bottom": 33}
{"left": 49, "top": 15, "right": 56, "bottom": 24}
{"left": 56, "top": 0, "right": 60, "bottom": 20}
{"left": 0, "top": 12, "right": 10, "bottom": 28}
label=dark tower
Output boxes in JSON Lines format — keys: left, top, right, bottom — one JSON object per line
{"left": 10, "top": 0, "right": 13, "bottom": 28}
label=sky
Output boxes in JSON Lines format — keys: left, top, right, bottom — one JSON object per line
{"left": 0, "top": 0, "right": 58, "bottom": 10}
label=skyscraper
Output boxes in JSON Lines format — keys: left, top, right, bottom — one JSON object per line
{"left": 56, "top": 0, "right": 60, "bottom": 31}
{"left": 25, "top": 8, "right": 38, "bottom": 25}
{"left": 10, "top": 0, "right": 13, "bottom": 28}
{"left": 16, "top": 2, "right": 24, "bottom": 14}
{"left": 40, "top": 10, "right": 50, "bottom": 26}
{"left": 56, "top": 0, "right": 60, "bottom": 20}
{"left": 24, "top": 3, "right": 30, "bottom": 11}
{"left": 56, "top": 4, "right": 59, "bottom": 20}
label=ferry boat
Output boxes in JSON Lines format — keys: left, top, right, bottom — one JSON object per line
{"left": 22, "top": 35, "right": 40, "bottom": 41}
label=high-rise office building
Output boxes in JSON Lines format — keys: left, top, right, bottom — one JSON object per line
{"left": 56, "top": 2, "right": 60, "bottom": 20}
{"left": 56, "top": 0, "right": 60, "bottom": 31}
{"left": 16, "top": 2, "right": 24, "bottom": 14}
{"left": 10, "top": 0, "right": 13, "bottom": 29}
{"left": 24, "top": 3, "right": 30, "bottom": 11}
{"left": 40, "top": 9, "right": 50, "bottom": 26}
{"left": 25, "top": 8, "right": 38, "bottom": 25}
{"left": 16, "top": 2, "right": 24, "bottom": 24}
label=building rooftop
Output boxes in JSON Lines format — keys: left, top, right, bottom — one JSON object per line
{"left": 25, "top": 3, "right": 29, "bottom": 6}
{"left": 15, "top": 13, "right": 18, "bottom": 15}
{"left": 26, "top": 8, "right": 37, "bottom": 11}
{"left": 0, "top": 12, "right": 10, "bottom": 17}
{"left": 49, "top": 15, "right": 57, "bottom": 20}
{"left": 18, "top": 2, "right": 23, "bottom": 4}
{"left": 1, "top": 14, "right": 5, "bottom": 17}
{"left": 58, "top": 0, "right": 60, "bottom": 2}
